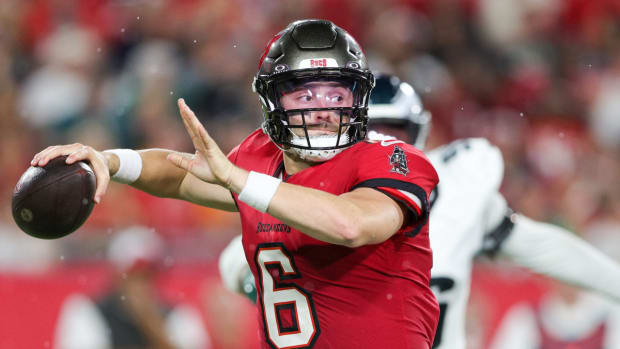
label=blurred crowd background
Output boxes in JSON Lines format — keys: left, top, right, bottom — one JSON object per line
{"left": 1, "top": 0, "right": 619, "bottom": 348}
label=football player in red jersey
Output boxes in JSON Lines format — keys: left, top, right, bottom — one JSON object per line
{"left": 31, "top": 20, "right": 440, "bottom": 348}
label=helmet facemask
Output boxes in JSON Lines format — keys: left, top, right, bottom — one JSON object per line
{"left": 253, "top": 20, "right": 375, "bottom": 162}
{"left": 256, "top": 70, "right": 373, "bottom": 161}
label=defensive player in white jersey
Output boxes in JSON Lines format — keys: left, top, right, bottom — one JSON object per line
{"left": 219, "top": 73, "right": 620, "bottom": 349}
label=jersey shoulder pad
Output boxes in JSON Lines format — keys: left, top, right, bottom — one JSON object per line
{"left": 235, "top": 128, "right": 274, "bottom": 153}
{"left": 353, "top": 140, "right": 436, "bottom": 179}
{"left": 358, "top": 138, "right": 426, "bottom": 159}
{"left": 227, "top": 128, "right": 278, "bottom": 164}
{"left": 428, "top": 138, "right": 504, "bottom": 190}
{"left": 351, "top": 141, "right": 437, "bottom": 237}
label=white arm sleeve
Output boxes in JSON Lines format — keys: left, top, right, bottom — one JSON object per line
{"left": 481, "top": 193, "right": 512, "bottom": 255}
{"left": 218, "top": 235, "right": 250, "bottom": 294}
{"left": 500, "top": 214, "right": 620, "bottom": 301}
{"left": 605, "top": 305, "right": 620, "bottom": 348}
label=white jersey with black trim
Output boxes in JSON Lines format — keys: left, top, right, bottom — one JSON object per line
{"left": 426, "top": 138, "right": 509, "bottom": 349}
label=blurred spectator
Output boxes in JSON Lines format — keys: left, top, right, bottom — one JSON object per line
{"left": 0, "top": 223, "right": 58, "bottom": 272}
{"left": 54, "top": 226, "right": 210, "bottom": 349}
{"left": 18, "top": 25, "right": 102, "bottom": 143}
{"left": 489, "top": 282, "right": 620, "bottom": 349}
{"left": 589, "top": 51, "right": 620, "bottom": 150}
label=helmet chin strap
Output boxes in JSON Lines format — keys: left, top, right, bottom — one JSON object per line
{"left": 289, "top": 133, "right": 350, "bottom": 162}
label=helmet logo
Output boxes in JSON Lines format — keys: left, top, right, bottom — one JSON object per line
{"left": 310, "top": 59, "right": 328, "bottom": 67}
{"left": 299, "top": 58, "right": 338, "bottom": 68}
{"left": 388, "top": 146, "right": 409, "bottom": 176}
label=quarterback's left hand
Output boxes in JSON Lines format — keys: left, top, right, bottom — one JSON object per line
{"left": 168, "top": 99, "right": 247, "bottom": 191}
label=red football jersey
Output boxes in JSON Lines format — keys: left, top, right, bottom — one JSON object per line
{"left": 228, "top": 130, "right": 440, "bottom": 349}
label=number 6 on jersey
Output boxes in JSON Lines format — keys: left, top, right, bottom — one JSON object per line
{"left": 255, "top": 244, "right": 321, "bottom": 349}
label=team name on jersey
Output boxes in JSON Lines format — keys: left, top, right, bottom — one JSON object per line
{"left": 256, "top": 222, "right": 291, "bottom": 233}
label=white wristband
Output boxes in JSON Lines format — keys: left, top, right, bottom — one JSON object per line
{"left": 238, "top": 171, "right": 281, "bottom": 213}
{"left": 107, "top": 149, "right": 143, "bottom": 184}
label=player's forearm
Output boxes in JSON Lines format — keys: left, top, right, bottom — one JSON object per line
{"left": 269, "top": 185, "right": 400, "bottom": 247}
{"left": 104, "top": 148, "right": 188, "bottom": 199}
{"left": 501, "top": 214, "right": 620, "bottom": 301}
{"left": 225, "top": 168, "right": 400, "bottom": 247}
{"left": 269, "top": 184, "right": 365, "bottom": 246}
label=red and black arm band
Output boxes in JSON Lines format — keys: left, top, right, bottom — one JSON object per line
{"left": 352, "top": 178, "right": 430, "bottom": 237}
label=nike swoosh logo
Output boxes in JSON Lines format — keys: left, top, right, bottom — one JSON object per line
{"left": 380, "top": 139, "right": 404, "bottom": 146}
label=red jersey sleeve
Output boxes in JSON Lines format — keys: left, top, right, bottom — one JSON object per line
{"left": 227, "top": 143, "right": 241, "bottom": 165}
{"left": 352, "top": 141, "right": 439, "bottom": 237}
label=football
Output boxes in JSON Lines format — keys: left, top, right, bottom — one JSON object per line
{"left": 12, "top": 156, "right": 96, "bottom": 239}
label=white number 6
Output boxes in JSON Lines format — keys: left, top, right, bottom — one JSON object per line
{"left": 256, "top": 244, "right": 320, "bottom": 349}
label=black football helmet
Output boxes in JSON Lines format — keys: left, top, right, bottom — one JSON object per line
{"left": 253, "top": 19, "right": 374, "bottom": 159}
{"left": 368, "top": 74, "right": 431, "bottom": 149}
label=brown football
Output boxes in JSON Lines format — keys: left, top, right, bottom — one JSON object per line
{"left": 12, "top": 156, "right": 96, "bottom": 239}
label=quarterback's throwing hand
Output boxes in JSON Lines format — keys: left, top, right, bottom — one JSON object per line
{"left": 30, "top": 143, "right": 110, "bottom": 204}
{"left": 167, "top": 98, "right": 238, "bottom": 189}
